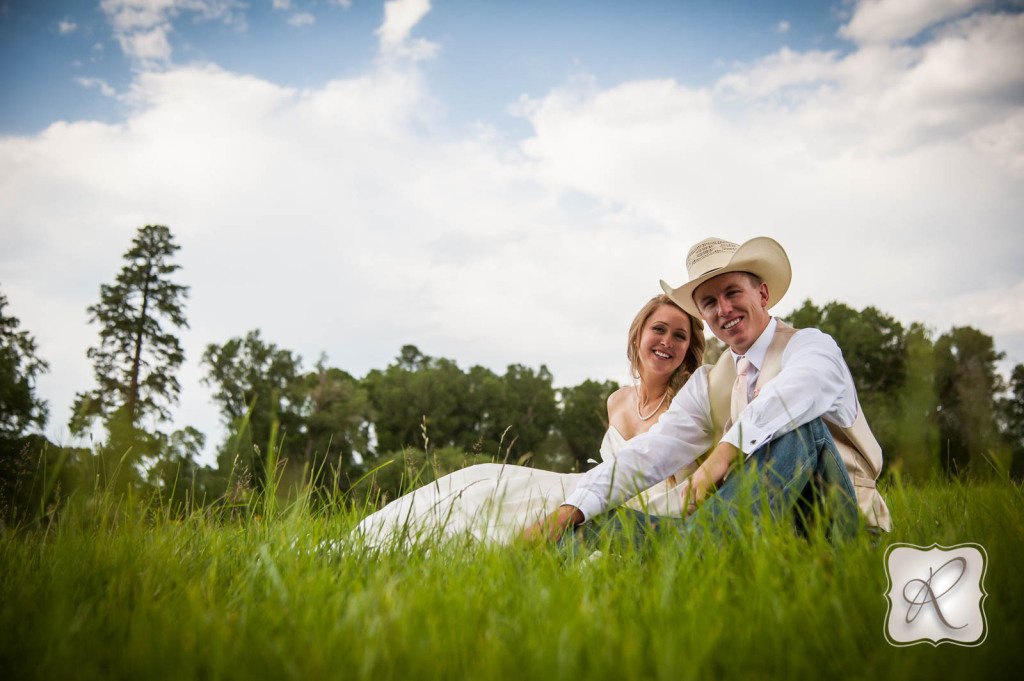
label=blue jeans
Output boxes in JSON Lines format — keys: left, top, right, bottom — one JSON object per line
{"left": 564, "top": 418, "right": 860, "bottom": 554}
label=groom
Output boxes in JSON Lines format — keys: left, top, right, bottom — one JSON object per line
{"left": 526, "top": 236, "right": 891, "bottom": 543}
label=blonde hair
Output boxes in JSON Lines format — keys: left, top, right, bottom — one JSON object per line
{"left": 626, "top": 294, "right": 705, "bottom": 403}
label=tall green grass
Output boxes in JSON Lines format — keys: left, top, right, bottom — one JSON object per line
{"left": 1, "top": 476, "right": 1021, "bottom": 680}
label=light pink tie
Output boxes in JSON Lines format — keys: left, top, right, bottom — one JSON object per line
{"left": 731, "top": 357, "right": 751, "bottom": 423}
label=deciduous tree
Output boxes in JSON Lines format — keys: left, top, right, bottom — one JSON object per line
{"left": 786, "top": 300, "right": 909, "bottom": 461}
{"left": 489, "top": 363, "right": 558, "bottom": 462}
{"left": 560, "top": 379, "right": 618, "bottom": 472}
{"left": 1001, "top": 364, "right": 1024, "bottom": 480}
{"left": 0, "top": 289, "right": 55, "bottom": 518}
{"left": 300, "top": 357, "right": 371, "bottom": 489}
{"left": 934, "top": 326, "right": 1005, "bottom": 476}
{"left": 0, "top": 289, "right": 49, "bottom": 439}
{"left": 201, "top": 330, "right": 305, "bottom": 486}
{"left": 363, "top": 346, "right": 471, "bottom": 455}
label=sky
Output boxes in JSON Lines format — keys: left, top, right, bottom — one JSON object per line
{"left": 2, "top": 0, "right": 1023, "bottom": 465}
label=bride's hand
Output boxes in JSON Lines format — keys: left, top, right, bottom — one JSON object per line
{"left": 678, "top": 479, "right": 699, "bottom": 517}
{"left": 520, "top": 505, "right": 583, "bottom": 545}
{"left": 679, "top": 444, "right": 735, "bottom": 517}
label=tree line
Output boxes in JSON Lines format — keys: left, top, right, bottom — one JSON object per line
{"left": 2, "top": 225, "right": 1022, "bottom": 521}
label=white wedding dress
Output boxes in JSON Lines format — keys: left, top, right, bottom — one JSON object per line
{"left": 353, "top": 427, "right": 694, "bottom": 548}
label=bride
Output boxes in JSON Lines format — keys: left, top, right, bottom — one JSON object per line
{"left": 353, "top": 294, "right": 706, "bottom": 547}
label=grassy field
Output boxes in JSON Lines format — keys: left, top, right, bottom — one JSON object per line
{"left": 1, "top": 476, "right": 1021, "bottom": 680}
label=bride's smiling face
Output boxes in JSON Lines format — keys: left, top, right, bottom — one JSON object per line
{"left": 637, "top": 304, "right": 690, "bottom": 383}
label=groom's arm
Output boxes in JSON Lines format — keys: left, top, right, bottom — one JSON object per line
{"left": 521, "top": 371, "right": 715, "bottom": 544}
{"left": 523, "top": 441, "right": 740, "bottom": 541}
{"left": 562, "top": 371, "right": 714, "bottom": 523}
{"left": 722, "top": 328, "right": 857, "bottom": 457}
{"left": 521, "top": 505, "right": 584, "bottom": 544}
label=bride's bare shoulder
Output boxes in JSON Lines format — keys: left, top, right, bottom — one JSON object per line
{"left": 606, "top": 385, "right": 633, "bottom": 420}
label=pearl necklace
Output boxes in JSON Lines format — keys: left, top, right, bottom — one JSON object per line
{"left": 636, "top": 389, "right": 668, "bottom": 421}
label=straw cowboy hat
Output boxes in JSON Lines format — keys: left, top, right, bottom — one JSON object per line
{"left": 660, "top": 236, "right": 792, "bottom": 318}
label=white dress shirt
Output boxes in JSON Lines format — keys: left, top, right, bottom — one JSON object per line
{"left": 562, "top": 317, "right": 860, "bottom": 521}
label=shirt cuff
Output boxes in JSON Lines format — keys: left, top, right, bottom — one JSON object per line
{"left": 562, "top": 488, "right": 607, "bottom": 523}
{"left": 721, "top": 418, "right": 772, "bottom": 457}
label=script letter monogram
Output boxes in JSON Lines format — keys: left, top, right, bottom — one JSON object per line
{"left": 902, "top": 557, "right": 967, "bottom": 629}
{"left": 884, "top": 543, "right": 988, "bottom": 647}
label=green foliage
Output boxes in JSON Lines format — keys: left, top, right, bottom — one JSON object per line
{"left": 891, "top": 323, "right": 939, "bottom": 479}
{"left": 0, "top": 289, "right": 49, "bottom": 439}
{"left": 364, "top": 345, "right": 559, "bottom": 464}
{"left": 703, "top": 335, "right": 727, "bottom": 365}
{"left": 0, "top": 435, "right": 76, "bottom": 524}
{"left": 560, "top": 379, "right": 618, "bottom": 472}
{"left": 69, "top": 225, "right": 190, "bottom": 483}
{"left": 363, "top": 348, "right": 471, "bottom": 454}
{"left": 786, "top": 301, "right": 1010, "bottom": 481}
{"left": 789, "top": 300, "right": 907, "bottom": 399}
{"left": 490, "top": 363, "right": 559, "bottom": 457}
{"left": 1001, "top": 365, "right": 1024, "bottom": 479}
{"left": 788, "top": 301, "right": 909, "bottom": 466}
{"left": 1, "top": 478, "right": 1021, "bottom": 679}
{"left": 0, "top": 293, "right": 59, "bottom": 521}
{"left": 201, "top": 329, "right": 306, "bottom": 487}
{"left": 144, "top": 426, "right": 220, "bottom": 510}
{"left": 298, "top": 357, "right": 372, "bottom": 490}
{"left": 31, "top": 220, "right": 1024, "bottom": 507}
{"left": 934, "top": 326, "right": 1006, "bottom": 476}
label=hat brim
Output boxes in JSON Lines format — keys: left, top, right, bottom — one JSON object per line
{"left": 660, "top": 236, "right": 792, "bottom": 319}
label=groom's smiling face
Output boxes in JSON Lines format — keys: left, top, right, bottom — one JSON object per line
{"left": 693, "top": 272, "right": 771, "bottom": 355}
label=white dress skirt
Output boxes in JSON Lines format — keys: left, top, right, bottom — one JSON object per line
{"left": 353, "top": 427, "right": 695, "bottom": 548}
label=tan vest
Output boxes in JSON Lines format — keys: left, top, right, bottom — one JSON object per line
{"left": 707, "top": 321, "right": 892, "bottom": 531}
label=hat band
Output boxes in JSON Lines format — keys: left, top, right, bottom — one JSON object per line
{"left": 695, "top": 265, "right": 723, "bottom": 279}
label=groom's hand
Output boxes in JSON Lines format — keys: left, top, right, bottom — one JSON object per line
{"left": 521, "top": 505, "right": 583, "bottom": 545}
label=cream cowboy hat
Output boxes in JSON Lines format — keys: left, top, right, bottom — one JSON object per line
{"left": 660, "top": 236, "right": 792, "bottom": 318}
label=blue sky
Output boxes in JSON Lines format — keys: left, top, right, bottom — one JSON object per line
{"left": 1, "top": 0, "right": 849, "bottom": 135}
{"left": 1, "top": 0, "right": 1023, "bottom": 462}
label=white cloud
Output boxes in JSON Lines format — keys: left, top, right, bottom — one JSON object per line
{"left": 59, "top": 18, "right": 78, "bottom": 35}
{"left": 272, "top": 0, "right": 290, "bottom": 9}
{"left": 99, "top": 0, "right": 247, "bottom": 63}
{"left": 715, "top": 47, "right": 841, "bottom": 100}
{"left": 288, "top": 11, "right": 315, "bottom": 26}
{"left": 0, "top": 62, "right": 611, "bottom": 451}
{"left": 513, "top": 9, "right": 1024, "bottom": 354}
{"left": 945, "top": 281, "right": 1024, "bottom": 338}
{"left": 377, "top": 0, "right": 440, "bottom": 60}
{"left": 716, "top": 12, "right": 1024, "bottom": 158}
{"left": 76, "top": 77, "right": 118, "bottom": 98}
{"left": 971, "top": 110, "right": 1024, "bottom": 173}
{"left": 100, "top": 0, "right": 177, "bottom": 32}
{"left": 840, "top": 0, "right": 993, "bottom": 44}
{"left": 776, "top": 20, "right": 790, "bottom": 34}
{"left": 330, "top": 0, "right": 353, "bottom": 8}
{"left": 377, "top": 0, "right": 429, "bottom": 45}
{"left": 123, "top": 26, "right": 174, "bottom": 62}
{"left": 2, "top": 2, "right": 1022, "bottom": 459}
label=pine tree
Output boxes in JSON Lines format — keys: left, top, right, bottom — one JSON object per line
{"left": 71, "top": 225, "right": 189, "bottom": 469}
